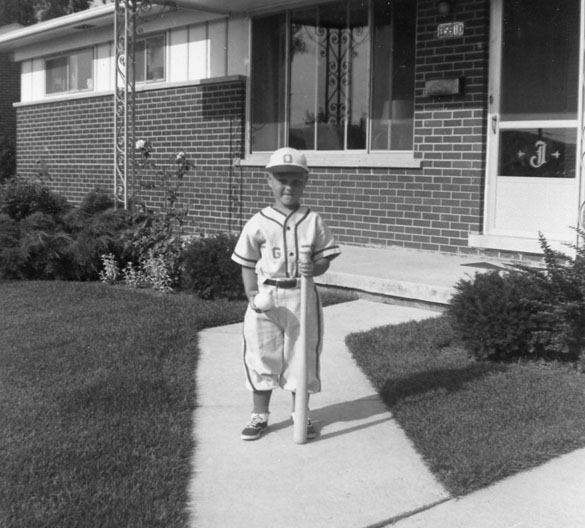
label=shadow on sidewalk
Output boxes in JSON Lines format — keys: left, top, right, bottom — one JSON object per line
{"left": 311, "top": 396, "right": 393, "bottom": 441}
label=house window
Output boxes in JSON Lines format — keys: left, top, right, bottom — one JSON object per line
{"left": 250, "top": 0, "right": 415, "bottom": 153}
{"left": 46, "top": 48, "right": 94, "bottom": 94}
{"left": 134, "top": 34, "right": 166, "bottom": 83}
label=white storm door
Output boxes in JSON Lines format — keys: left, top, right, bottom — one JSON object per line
{"left": 485, "top": 0, "right": 583, "bottom": 251}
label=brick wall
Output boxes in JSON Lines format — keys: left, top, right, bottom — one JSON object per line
{"left": 15, "top": 0, "right": 492, "bottom": 254}
{"left": 17, "top": 78, "right": 245, "bottom": 235}
{"left": 17, "top": 95, "right": 114, "bottom": 196}
{"left": 414, "top": 0, "right": 490, "bottom": 253}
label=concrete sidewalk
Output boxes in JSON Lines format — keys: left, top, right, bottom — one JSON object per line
{"left": 392, "top": 444, "right": 585, "bottom": 528}
{"left": 188, "top": 300, "right": 449, "bottom": 527}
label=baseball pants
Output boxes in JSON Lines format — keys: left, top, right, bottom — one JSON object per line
{"left": 242, "top": 281, "right": 323, "bottom": 393}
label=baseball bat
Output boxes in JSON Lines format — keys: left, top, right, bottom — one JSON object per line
{"left": 293, "top": 246, "right": 311, "bottom": 444}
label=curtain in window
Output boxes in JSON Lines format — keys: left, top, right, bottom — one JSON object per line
{"left": 251, "top": 14, "right": 286, "bottom": 151}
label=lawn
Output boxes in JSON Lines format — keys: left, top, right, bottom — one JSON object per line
{"left": 0, "top": 281, "right": 249, "bottom": 528}
{"left": 6, "top": 281, "right": 584, "bottom": 525}
{"left": 346, "top": 315, "right": 585, "bottom": 496}
{"left": 0, "top": 281, "right": 355, "bottom": 528}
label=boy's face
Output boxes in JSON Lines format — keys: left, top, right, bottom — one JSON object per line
{"left": 267, "top": 171, "right": 308, "bottom": 210}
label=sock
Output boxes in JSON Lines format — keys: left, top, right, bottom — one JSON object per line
{"left": 252, "top": 390, "right": 272, "bottom": 415}
{"left": 291, "top": 392, "right": 310, "bottom": 419}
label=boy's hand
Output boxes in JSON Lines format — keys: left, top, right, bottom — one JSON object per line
{"left": 298, "top": 259, "right": 315, "bottom": 277}
{"left": 299, "top": 257, "right": 330, "bottom": 278}
{"left": 247, "top": 291, "right": 264, "bottom": 313}
{"left": 250, "top": 301, "right": 266, "bottom": 314}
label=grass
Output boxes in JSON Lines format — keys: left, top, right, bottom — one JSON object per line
{"left": 346, "top": 315, "right": 585, "bottom": 496}
{"left": 0, "top": 281, "right": 248, "bottom": 528}
{"left": 11, "top": 279, "right": 580, "bottom": 519}
{"left": 0, "top": 281, "right": 355, "bottom": 528}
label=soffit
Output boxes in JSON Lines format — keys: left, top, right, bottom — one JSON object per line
{"left": 0, "top": 1, "right": 256, "bottom": 53}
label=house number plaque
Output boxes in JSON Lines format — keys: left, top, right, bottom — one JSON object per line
{"left": 437, "top": 22, "right": 464, "bottom": 39}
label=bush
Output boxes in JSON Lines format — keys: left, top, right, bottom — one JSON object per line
{"left": 16, "top": 212, "right": 74, "bottom": 280}
{"left": 0, "top": 178, "right": 70, "bottom": 221}
{"left": 0, "top": 135, "right": 16, "bottom": 184}
{"left": 448, "top": 270, "right": 546, "bottom": 361}
{"left": 449, "top": 232, "right": 585, "bottom": 363}
{"left": 77, "top": 187, "right": 116, "bottom": 217}
{"left": 0, "top": 213, "right": 24, "bottom": 279}
{"left": 181, "top": 232, "right": 245, "bottom": 300}
{"left": 64, "top": 208, "right": 135, "bottom": 281}
{"left": 123, "top": 210, "right": 185, "bottom": 287}
{"left": 0, "top": 182, "right": 136, "bottom": 281}
{"left": 517, "top": 233, "right": 585, "bottom": 360}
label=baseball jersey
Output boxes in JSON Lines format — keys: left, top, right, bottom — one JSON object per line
{"left": 232, "top": 205, "right": 341, "bottom": 281}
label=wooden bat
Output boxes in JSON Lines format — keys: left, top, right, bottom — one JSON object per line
{"left": 293, "top": 246, "right": 311, "bottom": 444}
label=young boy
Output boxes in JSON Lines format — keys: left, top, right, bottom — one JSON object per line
{"left": 231, "top": 147, "right": 341, "bottom": 441}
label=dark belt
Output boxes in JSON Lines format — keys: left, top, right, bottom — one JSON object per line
{"left": 264, "top": 278, "right": 298, "bottom": 289}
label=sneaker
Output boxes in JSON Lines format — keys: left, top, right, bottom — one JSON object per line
{"left": 307, "top": 419, "right": 317, "bottom": 440}
{"left": 292, "top": 412, "right": 317, "bottom": 440}
{"left": 241, "top": 413, "right": 269, "bottom": 440}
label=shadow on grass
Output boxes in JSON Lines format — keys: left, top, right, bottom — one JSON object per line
{"left": 379, "top": 363, "right": 508, "bottom": 406}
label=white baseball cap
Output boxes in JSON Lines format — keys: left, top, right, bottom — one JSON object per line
{"left": 265, "top": 147, "right": 309, "bottom": 174}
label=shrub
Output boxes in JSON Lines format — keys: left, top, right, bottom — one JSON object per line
{"left": 0, "top": 134, "right": 15, "bottom": 184}
{"left": 77, "top": 187, "right": 116, "bottom": 217}
{"left": 123, "top": 210, "right": 185, "bottom": 287}
{"left": 142, "top": 250, "right": 173, "bottom": 292}
{"left": 0, "top": 213, "right": 24, "bottom": 279}
{"left": 0, "top": 182, "right": 137, "bottom": 281}
{"left": 99, "top": 253, "right": 120, "bottom": 285}
{"left": 449, "top": 232, "right": 585, "bottom": 363}
{"left": 517, "top": 232, "right": 585, "bottom": 360}
{"left": 16, "top": 212, "right": 74, "bottom": 280}
{"left": 181, "top": 232, "right": 245, "bottom": 300}
{"left": 0, "top": 178, "right": 70, "bottom": 221}
{"left": 65, "top": 208, "right": 135, "bottom": 281}
{"left": 447, "top": 270, "right": 546, "bottom": 361}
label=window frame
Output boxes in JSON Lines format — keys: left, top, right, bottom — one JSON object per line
{"left": 244, "top": 0, "right": 420, "bottom": 169}
{"left": 45, "top": 47, "right": 95, "bottom": 96}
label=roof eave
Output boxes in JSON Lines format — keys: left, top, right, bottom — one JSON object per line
{"left": 0, "top": 4, "right": 115, "bottom": 52}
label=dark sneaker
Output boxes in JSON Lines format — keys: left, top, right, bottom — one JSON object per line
{"left": 307, "top": 419, "right": 317, "bottom": 440}
{"left": 241, "top": 413, "right": 269, "bottom": 440}
{"left": 292, "top": 412, "right": 318, "bottom": 440}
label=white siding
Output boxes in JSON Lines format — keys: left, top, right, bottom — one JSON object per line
{"left": 95, "top": 42, "right": 112, "bottom": 92}
{"left": 208, "top": 18, "right": 227, "bottom": 78}
{"left": 188, "top": 23, "right": 210, "bottom": 80}
{"left": 15, "top": 11, "right": 250, "bottom": 103}
{"left": 227, "top": 17, "right": 249, "bottom": 77}
{"left": 168, "top": 27, "right": 189, "bottom": 83}
{"left": 31, "top": 58, "right": 45, "bottom": 100}
{"left": 20, "top": 60, "right": 33, "bottom": 102}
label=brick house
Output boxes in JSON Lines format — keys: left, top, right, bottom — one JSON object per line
{"left": 0, "top": 0, "right": 581, "bottom": 257}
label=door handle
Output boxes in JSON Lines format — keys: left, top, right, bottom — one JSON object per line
{"left": 491, "top": 114, "right": 498, "bottom": 134}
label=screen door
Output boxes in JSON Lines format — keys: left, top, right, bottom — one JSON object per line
{"left": 485, "top": 0, "right": 582, "bottom": 245}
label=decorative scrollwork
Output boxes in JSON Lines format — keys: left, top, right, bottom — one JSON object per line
{"left": 300, "top": 18, "right": 369, "bottom": 128}
{"left": 114, "top": 1, "right": 180, "bottom": 208}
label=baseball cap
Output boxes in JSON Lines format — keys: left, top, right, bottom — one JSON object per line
{"left": 265, "top": 147, "right": 309, "bottom": 174}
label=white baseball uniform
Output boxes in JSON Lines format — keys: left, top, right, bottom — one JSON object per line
{"left": 232, "top": 205, "right": 341, "bottom": 393}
